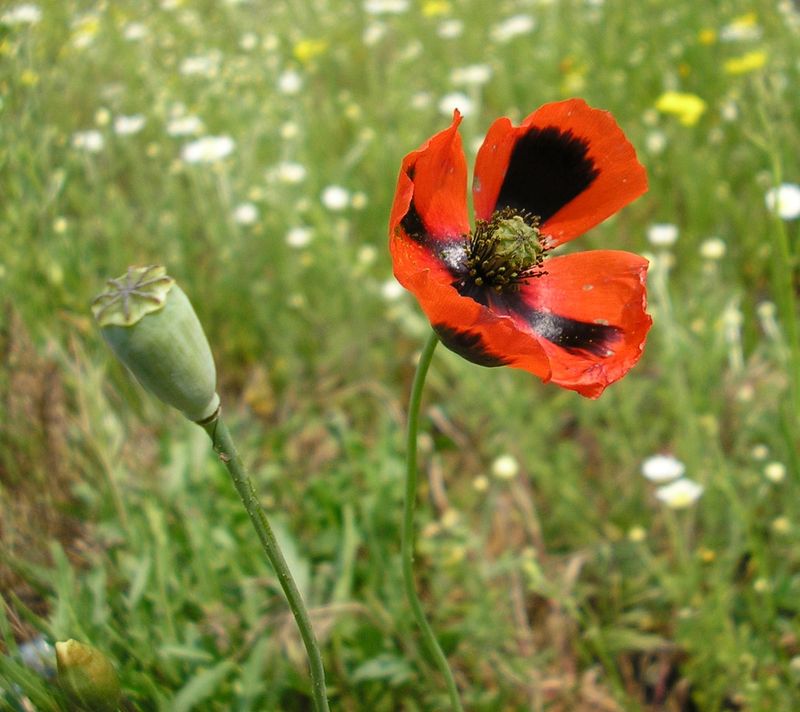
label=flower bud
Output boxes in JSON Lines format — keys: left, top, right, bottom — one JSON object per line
{"left": 92, "top": 265, "right": 220, "bottom": 421}
{"left": 55, "top": 639, "right": 121, "bottom": 712}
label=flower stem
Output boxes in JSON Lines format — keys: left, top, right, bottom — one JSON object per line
{"left": 402, "top": 331, "right": 464, "bottom": 711}
{"left": 199, "top": 412, "right": 330, "bottom": 712}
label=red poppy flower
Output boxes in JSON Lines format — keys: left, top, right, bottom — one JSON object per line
{"left": 389, "top": 99, "right": 652, "bottom": 398}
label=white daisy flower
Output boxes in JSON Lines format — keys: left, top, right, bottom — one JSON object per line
{"left": 113, "top": 114, "right": 146, "bottom": 136}
{"left": 437, "top": 19, "right": 464, "bottom": 39}
{"left": 286, "top": 226, "right": 313, "bottom": 248}
{"left": 181, "top": 135, "right": 235, "bottom": 163}
{"left": 641, "top": 454, "right": 685, "bottom": 482}
{"left": 363, "top": 0, "right": 409, "bottom": 15}
{"left": 363, "top": 22, "right": 386, "bottom": 45}
{"left": 491, "top": 454, "right": 520, "bottom": 480}
{"left": 321, "top": 185, "right": 350, "bottom": 211}
{"left": 277, "top": 69, "right": 303, "bottom": 95}
{"left": 166, "top": 115, "right": 204, "bottom": 136}
{"left": 232, "top": 202, "right": 259, "bottom": 225}
{"left": 179, "top": 53, "right": 221, "bottom": 78}
{"left": 450, "top": 64, "right": 492, "bottom": 87}
{"left": 645, "top": 130, "right": 667, "bottom": 155}
{"left": 240, "top": 32, "right": 258, "bottom": 51}
{"left": 72, "top": 129, "right": 104, "bottom": 153}
{"left": 381, "top": 278, "right": 404, "bottom": 301}
{"left": 655, "top": 478, "right": 704, "bottom": 509}
{"left": 438, "top": 92, "right": 473, "bottom": 117}
{"left": 647, "top": 223, "right": 679, "bottom": 246}
{"left": 765, "top": 183, "right": 800, "bottom": 220}
{"left": 2, "top": 4, "right": 42, "bottom": 25}
{"left": 490, "top": 14, "right": 535, "bottom": 43}
{"left": 271, "top": 161, "right": 307, "bottom": 184}
{"left": 720, "top": 18, "right": 763, "bottom": 42}
{"left": 699, "top": 237, "right": 726, "bottom": 260}
{"left": 764, "top": 462, "right": 786, "bottom": 483}
{"left": 122, "top": 22, "right": 148, "bottom": 41}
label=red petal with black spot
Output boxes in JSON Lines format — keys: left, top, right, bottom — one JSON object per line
{"left": 389, "top": 99, "right": 651, "bottom": 398}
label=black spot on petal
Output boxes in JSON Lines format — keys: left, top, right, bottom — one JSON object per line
{"left": 433, "top": 324, "right": 510, "bottom": 367}
{"left": 495, "top": 126, "right": 599, "bottom": 223}
{"left": 524, "top": 308, "right": 621, "bottom": 357}
{"left": 400, "top": 198, "right": 429, "bottom": 245}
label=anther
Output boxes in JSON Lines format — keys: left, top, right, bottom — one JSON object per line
{"left": 463, "top": 208, "right": 547, "bottom": 294}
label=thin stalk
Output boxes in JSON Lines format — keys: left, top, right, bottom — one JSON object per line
{"left": 753, "top": 83, "right": 800, "bottom": 425}
{"left": 199, "top": 413, "right": 330, "bottom": 712}
{"left": 401, "top": 331, "right": 464, "bottom": 711}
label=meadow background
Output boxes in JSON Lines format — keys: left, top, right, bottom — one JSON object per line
{"left": 2, "top": 0, "right": 800, "bottom": 709}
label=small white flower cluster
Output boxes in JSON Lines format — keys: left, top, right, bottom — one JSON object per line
{"left": 439, "top": 92, "right": 473, "bottom": 118}
{"left": 437, "top": 19, "right": 463, "bottom": 39}
{"left": 114, "top": 114, "right": 146, "bottom": 136}
{"left": 181, "top": 135, "right": 235, "bottom": 164}
{"left": 268, "top": 161, "right": 307, "bottom": 185}
{"left": 765, "top": 183, "right": 800, "bottom": 221}
{"left": 286, "top": 226, "right": 313, "bottom": 248}
{"left": 122, "top": 22, "right": 148, "bottom": 41}
{"left": 363, "top": 0, "right": 409, "bottom": 15}
{"left": 179, "top": 52, "right": 221, "bottom": 78}
{"left": 491, "top": 454, "right": 520, "bottom": 480}
{"left": 72, "top": 129, "right": 104, "bottom": 153}
{"left": 277, "top": 69, "right": 303, "bottom": 95}
{"left": 167, "top": 115, "right": 204, "bottom": 137}
{"left": 490, "top": 14, "right": 535, "bottom": 43}
{"left": 450, "top": 64, "right": 492, "bottom": 87}
{"left": 232, "top": 202, "right": 259, "bottom": 226}
{"left": 646, "top": 223, "right": 679, "bottom": 247}
{"left": 641, "top": 454, "right": 703, "bottom": 509}
{"left": 2, "top": 3, "right": 42, "bottom": 24}
{"left": 321, "top": 185, "right": 350, "bottom": 211}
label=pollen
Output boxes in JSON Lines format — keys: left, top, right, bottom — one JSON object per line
{"left": 460, "top": 208, "right": 547, "bottom": 294}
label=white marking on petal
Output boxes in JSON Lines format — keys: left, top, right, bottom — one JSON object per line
{"left": 439, "top": 242, "right": 468, "bottom": 271}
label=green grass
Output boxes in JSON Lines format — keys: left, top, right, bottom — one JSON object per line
{"left": 2, "top": 0, "right": 800, "bottom": 709}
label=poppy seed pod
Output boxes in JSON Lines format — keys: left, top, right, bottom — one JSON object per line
{"left": 55, "top": 639, "right": 121, "bottom": 712}
{"left": 92, "top": 265, "right": 220, "bottom": 421}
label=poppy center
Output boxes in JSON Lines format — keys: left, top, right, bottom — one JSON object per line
{"left": 462, "top": 208, "right": 546, "bottom": 294}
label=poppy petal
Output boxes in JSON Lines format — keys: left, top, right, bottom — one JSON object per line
{"left": 392, "top": 252, "right": 552, "bottom": 379}
{"left": 511, "top": 250, "right": 652, "bottom": 397}
{"left": 389, "top": 110, "right": 470, "bottom": 250}
{"left": 473, "top": 99, "right": 647, "bottom": 246}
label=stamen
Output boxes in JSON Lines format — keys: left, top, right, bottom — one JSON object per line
{"left": 459, "top": 208, "right": 548, "bottom": 294}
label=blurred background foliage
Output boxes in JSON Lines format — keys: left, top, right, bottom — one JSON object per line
{"left": 1, "top": 0, "right": 800, "bottom": 709}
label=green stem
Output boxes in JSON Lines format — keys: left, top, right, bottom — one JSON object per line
{"left": 199, "top": 413, "right": 330, "bottom": 712}
{"left": 401, "top": 331, "right": 464, "bottom": 711}
{"left": 754, "top": 83, "right": 800, "bottom": 426}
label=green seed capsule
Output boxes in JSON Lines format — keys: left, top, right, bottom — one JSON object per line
{"left": 92, "top": 265, "right": 220, "bottom": 421}
{"left": 55, "top": 640, "right": 121, "bottom": 712}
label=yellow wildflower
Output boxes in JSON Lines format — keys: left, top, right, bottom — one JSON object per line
{"left": 724, "top": 50, "right": 767, "bottom": 75}
{"left": 20, "top": 69, "right": 39, "bottom": 86}
{"left": 698, "top": 548, "right": 716, "bottom": 563}
{"left": 72, "top": 14, "right": 101, "bottom": 49}
{"left": 698, "top": 28, "right": 716, "bottom": 45}
{"left": 728, "top": 12, "right": 758, "bottom": 31}
{"left": 655, "top": 91, "right": 707, "bottom": 126}
{"left": 293, "top": 38, "right": 328, "bottom": 64}
{"left": 422, "top": 0, "right": 451, "bottom": 16}
{"left": 560, "top": 64, "right": 587, "bottom": 95}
